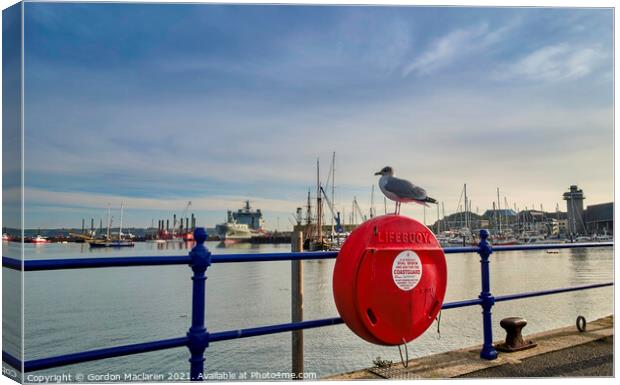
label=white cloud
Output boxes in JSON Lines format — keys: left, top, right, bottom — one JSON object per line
{"left": 402, "top": 24, "right": 486, "bottom": 76}
{"left": 402, "top": 21, "right": 516, "bottom": 76}
{"left": 497, "top": 43, "right": 606, "bottom": 82}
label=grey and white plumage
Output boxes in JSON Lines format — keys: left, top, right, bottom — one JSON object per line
{"left": 374, "top": 166, "right": 437, "bottom": 213}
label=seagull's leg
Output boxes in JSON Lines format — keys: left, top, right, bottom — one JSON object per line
{"left": 394, "top": 202, "right": 400, "bottom": 215}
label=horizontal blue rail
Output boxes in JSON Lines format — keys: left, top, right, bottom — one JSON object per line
{"left": 15, "top": 337, "right": 189, "bottom": 372}
{"left": 1, "top": 242, "right": 612, "bottom": 271}
{"left": 494, "top": 282, "right": 614, "bottom": 302}
{"left": 1, "top": 229, "right": 613, "bottom": 379}
{"left": 2, "top": 256, "right": 192, "bottom": 271}
{"left": 3, "top": 282, "right": 612, "bottom": 373}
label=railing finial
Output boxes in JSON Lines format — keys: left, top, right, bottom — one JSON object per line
{"left": 478, "top": 229, "right": 492, "bottom": 257}
{"left": 479, "top": 229, "right": 489, "bottom": 241}
{"left": 194, "top": 227, "right": 208, "bottom": 245}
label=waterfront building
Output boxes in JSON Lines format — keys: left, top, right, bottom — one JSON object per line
{"left": 584, "top": 202, "right": 613, "bottom": 235}
{"left": 557, "top": 219, "right": 568, "bottom": 235}
{"left": 563, "top": 185, "right": 586, "bottom": 235}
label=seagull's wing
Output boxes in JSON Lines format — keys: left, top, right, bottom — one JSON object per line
{"left": 384, "top": 177, "right": 427, "bottom": 200}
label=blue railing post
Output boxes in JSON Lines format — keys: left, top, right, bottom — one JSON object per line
{"left": 187, "top": 228, "right": 211, "bottom": 381}
{"left": 478, "top": 229, "right": 498, "bottom": 360}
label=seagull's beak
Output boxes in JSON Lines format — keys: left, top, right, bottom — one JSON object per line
{"left": 374, "top": 171, "right": 382, "bottom": 176}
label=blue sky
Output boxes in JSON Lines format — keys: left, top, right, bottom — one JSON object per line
{"left": 11, "top": 3, "right": 614, "bottom": 229}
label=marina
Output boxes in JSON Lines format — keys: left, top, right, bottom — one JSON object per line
{"left": 2, "top": 234, "right": 613, "bottom": 379}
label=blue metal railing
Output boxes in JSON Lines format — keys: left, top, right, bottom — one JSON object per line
{"left": 1, "top": 228, "right": 613, "bottom": 380}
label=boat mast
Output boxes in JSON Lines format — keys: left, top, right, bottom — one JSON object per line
{"left": 106, "top": 205, "right": 111, "bottom": 241}
{"left": 464, "top": 184, "right": 468, "bottom": 232}
{"left": 497, "top": 187, "right": 502, "bottom": 234}
{"left": 436, "top": 203, "right": 440, "bottom": 233}
{"left": 331, "top": 152, "right": 335, "bottom": 235}
{"left": 441, "top": 202, "right": 446, "bottom": 230}
{"left": 316, "top": 158, "right": 322, "bottom": 245}
{"left": 469, "top": 200, "right": 473, "bottom": 231}
{"left": 119, "top": 202, "right": 124, "bottom": 241}
{"left": 306, "top": 190, "right": 312, "bottom": 226}
{"left": 492, "top": 201, "right": 497, "bottom": 235}
{"left": 306, "top": 189, "right": 312, "bottom": 241}
{"left": 504, "top": 196, "right": 510, "bottom": 230}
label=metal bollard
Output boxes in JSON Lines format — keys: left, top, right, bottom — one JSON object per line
{"left": 496, "top": 317, "right": 537, "bottom": 352}
{"left": 187, "top": 228, "right": 211, "bottom": 381}
{"left": 478, "top": 229, "right": 498, "bottom": 360}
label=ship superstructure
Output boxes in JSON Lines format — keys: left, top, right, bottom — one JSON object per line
{"left": 216, "top": 201, "right": 265, "bottom": 242}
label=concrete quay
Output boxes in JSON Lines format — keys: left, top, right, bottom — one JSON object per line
{"left": 325, "top": 315, "right": 613, "bottom": 379}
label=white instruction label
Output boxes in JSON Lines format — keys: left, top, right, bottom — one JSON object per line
{"left": 391, "top": 250, "right": 423, "bottom": 291}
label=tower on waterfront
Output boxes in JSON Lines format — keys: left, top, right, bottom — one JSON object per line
{"left": 563, "top": 185, "right": 585, "bottom": 235}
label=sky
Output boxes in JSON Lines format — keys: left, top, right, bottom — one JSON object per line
{"left": 4, "top": 2, "right": 614, "bottom": 230}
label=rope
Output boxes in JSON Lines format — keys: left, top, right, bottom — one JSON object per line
{"left": 436, "top": 310, "right": 442, "bottom": 338}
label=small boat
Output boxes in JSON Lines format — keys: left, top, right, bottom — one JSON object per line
{"left": 31, "top": 235, "right": 49, "bottom": 243}
{"left": 89, "top": 239, "right": 134, "bottom": 248}
{"left": 593, "top": 234, "right": 613, "bottom": 242}
{"left": 489, "top": 235, "right": 520, "bottom": 246}
{"left": 89, "top": 203, "right": 134, "bottom": 248}
{"left": 522, "top": 235, "right": 550, "bottom": 244}
{"left": 2, "top": 233, "right": 12, "bottom": 242}
{"left": 575, "top": 236, "right": 593, "bottom": 243}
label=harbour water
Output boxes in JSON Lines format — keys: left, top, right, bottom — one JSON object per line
{"left": 4, "top": 241, "right": 614, "bottom": 380}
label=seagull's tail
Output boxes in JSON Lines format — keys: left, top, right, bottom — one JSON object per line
{"left": 425, "top": 197, "right": 438, "bottom": 205}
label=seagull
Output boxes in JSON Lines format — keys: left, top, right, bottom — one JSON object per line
{"left": 374, "top": 166, "right": 438, "bottom": 214}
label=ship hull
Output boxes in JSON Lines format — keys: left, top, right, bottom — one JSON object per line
{"left": 216, "top": 223, "right": 254, "bottom": 243}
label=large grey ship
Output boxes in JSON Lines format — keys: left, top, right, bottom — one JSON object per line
{"left": 216, "top": 201, "right": 265, "bottom": 243}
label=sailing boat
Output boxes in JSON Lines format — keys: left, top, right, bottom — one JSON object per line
{"left": 89, "top": 203, "right": 135, "bottom": 248}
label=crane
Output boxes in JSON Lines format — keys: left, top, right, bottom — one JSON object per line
{"left": 175, "top": 201, "right": 191, "bottom": 235}
{"left": 353, "top": 196, "right": 366, "bottom": 224}
{"left": 182, "top": 201, "right": 192, "bottom": 221}
{"left": 320, "top": 186, "right": 343, "bottom": 233}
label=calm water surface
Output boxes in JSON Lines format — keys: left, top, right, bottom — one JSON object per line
{"left": 3, "top": 241, "right": 614, "bottom": 380}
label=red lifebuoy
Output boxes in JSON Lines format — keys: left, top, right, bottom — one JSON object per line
{"left": 333, "top": 215, "right": 447, "bottom": 345}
